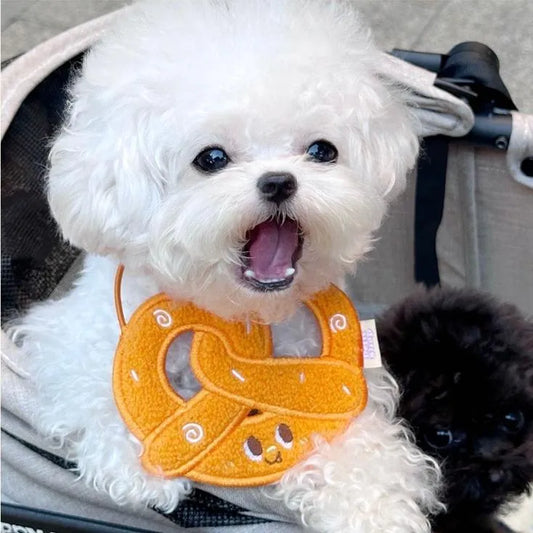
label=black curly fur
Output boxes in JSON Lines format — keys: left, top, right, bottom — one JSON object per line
{"left": 377, "top": 287, "right": 533, "bottom": 533}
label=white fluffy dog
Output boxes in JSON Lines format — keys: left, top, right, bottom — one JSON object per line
{"left": 13, "top": 1, "right": 442, "bottom": 531}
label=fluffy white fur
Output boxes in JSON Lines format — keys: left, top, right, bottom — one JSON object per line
{"left": 12, "top": 1, "right": 442, "bottom": 531}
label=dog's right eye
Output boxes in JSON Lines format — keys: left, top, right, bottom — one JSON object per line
{"left": 193, "top": 147, "right": 230, "bottom": 173}
{"left": 306, "top": 140, "right": 338, "bottom": 163}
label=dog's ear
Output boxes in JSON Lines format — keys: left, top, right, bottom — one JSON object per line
{"left": 47, "top": 70, "right": 165, "bottom": 258}
{"left": 371, "top": 102, "right": 419, "bottom": 201}
{"left": 346, "top": 78, "right": 420, "bottom": 203}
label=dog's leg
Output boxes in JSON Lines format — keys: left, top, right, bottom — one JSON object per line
{"left": 274, "top": 369, "right": 442, "bottom": 533}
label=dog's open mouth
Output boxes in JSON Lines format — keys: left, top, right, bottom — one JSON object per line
{"left": 241, "top": 218, "right": 303, "bottom": 292}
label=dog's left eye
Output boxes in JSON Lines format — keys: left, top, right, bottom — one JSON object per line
{"left": 306, "top": 140, "right": 338, "bottom": 163}
{"left": 499, "top": 410, "right": 525, "bottom": 434}
{"left": 193, "top": 146, "right": 230, "bottom": 173}
{"left": 424, "top": 427, "right": 454, "bottom": 449}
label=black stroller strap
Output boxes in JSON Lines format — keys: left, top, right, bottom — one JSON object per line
{"left": 1, "top": 429, "right": 272, "bottom": 529}
{"left": 1, "top": 428, "right": 78, "bottom": 470}
{"left": 414, "top": 135, "right": 449, "bottom": 287}
{"left": 401, "top": 42, "right": 520, "bottom": 287}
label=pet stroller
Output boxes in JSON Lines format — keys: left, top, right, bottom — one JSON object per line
{"left": 2, "top": 6, "right": 532, "bottom": 533}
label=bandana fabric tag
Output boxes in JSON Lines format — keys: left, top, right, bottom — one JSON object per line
{"left": 360, "top": 319, "right": 383, "bottom": 369}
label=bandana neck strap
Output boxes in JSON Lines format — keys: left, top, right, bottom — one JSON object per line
{"left": 114, "top": 264, "right": 127, "bottom": 331}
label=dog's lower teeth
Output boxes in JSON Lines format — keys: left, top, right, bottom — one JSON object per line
{"left": 243, "top": 270, "right": 294, "bottom": 286}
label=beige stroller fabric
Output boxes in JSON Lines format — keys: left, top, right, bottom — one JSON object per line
{"left": 348, "top": 114, "right": 533, "bottom": 318}
{"left": 0, "top": 9, "right": 121, "bottom": 138}
{"left": 2, "top": 9, "right": 532, "bottom": 533}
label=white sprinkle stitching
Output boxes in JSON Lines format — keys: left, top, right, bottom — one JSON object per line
{"left": 130, "top": 369, "right": 140, "bottom": 382}
{"left": 153, "top": 309, "right": 173, "bottom": 328}
{"left": 231, "top": 368, "right": 245, "bottom": 382}
{"left": 342, "top": 384, "right": 351, "bottom": 395}
{"left": 183, "top": 423, "right": 204, "bottom": 443}
{"left": 329, "top": 313, "right": 347, "bottom": 332}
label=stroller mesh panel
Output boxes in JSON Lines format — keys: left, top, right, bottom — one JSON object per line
{"left": 1, "top": 55, "right": 84, "bottom": 322}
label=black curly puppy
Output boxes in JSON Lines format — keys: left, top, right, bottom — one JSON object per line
{"left": 377, "top": 287, "right": 533, "bottom": 533}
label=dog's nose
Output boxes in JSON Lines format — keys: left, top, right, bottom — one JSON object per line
{"left": 257, "top": 173, "right": 297, "bottom": 205}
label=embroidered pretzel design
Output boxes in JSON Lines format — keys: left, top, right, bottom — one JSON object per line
{"left": 113, "top": 266, "right": 366, "bottom": 486}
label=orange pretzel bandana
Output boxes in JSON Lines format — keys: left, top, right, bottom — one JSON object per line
{"left": 113, "top": 266, "right": 367, "bottom": 486}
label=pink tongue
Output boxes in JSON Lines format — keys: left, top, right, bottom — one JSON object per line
{"left": 247, "top": 219, "right": 299, "bottom": 280}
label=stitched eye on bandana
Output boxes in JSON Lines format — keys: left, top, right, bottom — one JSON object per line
{"left": 243, "top": 436, "right": 263, "bottom": 461}
{"left": 275, "top": 423, "right": 293, "bottom": 449}
{"left": 306, "top": 140, "right": 338, "bottom": 163}
{"left": 193, "top": 146, "right": 230, "bottom": 173}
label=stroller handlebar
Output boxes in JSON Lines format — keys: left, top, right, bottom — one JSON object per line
{"left": 391, "top": 43, "right": 518, "bottom": 153}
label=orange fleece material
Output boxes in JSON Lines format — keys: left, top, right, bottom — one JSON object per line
{"left": 113, "top": 267, "right": 366, "bottom": 486}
